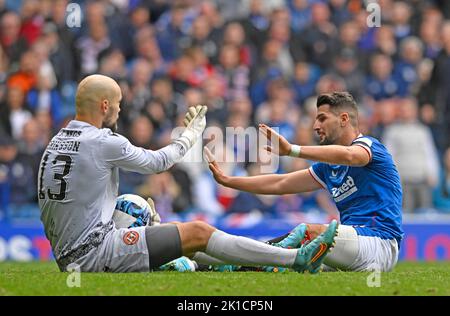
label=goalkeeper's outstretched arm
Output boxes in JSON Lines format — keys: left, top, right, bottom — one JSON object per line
{"left": 103, "top": 106, "right": 207, "bottom": 174}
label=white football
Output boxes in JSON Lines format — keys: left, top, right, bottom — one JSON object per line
{"left": 113, "top": 194, "right": 161, "bottom": 228}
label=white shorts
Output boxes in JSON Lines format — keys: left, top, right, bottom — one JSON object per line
{"left": 69, "top": 226, "right": 150, "bottom": 272}
{"left": 323, "top": 225, "right": 399, "bottom": 272}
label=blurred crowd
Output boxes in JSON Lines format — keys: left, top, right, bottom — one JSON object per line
{"left": 0, "top": 0, "right": 450, "bottom": 223}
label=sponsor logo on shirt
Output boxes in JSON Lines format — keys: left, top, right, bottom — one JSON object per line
{"left": 331, "top": 176, "right": 358, "bottom": 202}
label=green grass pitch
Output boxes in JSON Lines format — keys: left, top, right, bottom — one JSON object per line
{"left": 0, "top": 261, "right": 448, "bottom": 296}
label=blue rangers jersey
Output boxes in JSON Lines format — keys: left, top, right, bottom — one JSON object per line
{"left": 309, "top": 135, "right": 404, "bottom": 244}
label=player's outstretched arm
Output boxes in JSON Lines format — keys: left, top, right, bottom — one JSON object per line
{"left": 206, "top": 147, "right": 321, "bottom": 194}
{"left": 259, "top": 123, "right": 370, "bottom": 167}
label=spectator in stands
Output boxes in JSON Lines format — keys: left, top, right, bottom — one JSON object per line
{"left": 7, "top": 49, "right": 39, "bottom": 94}
{"left": 383, "top": 98, "right": 440, "bottom": 212}
{"left": 150, "top": 76, "right": 184, "bottom": 125}
{"left": 331, "top": 48, "right": 365, "bottom": 102}
{"left": 291, "top": 61, "right": 319, "bottom": 106}
{"left": 373, "top": 25, "right": 397, "bottom": 59}
{"left": 0, "top": 11, "right": 27, "bottom": 65}
{"left": 433, "top": 147, "right": 450, "bottom": 212}
{"left": 76, "top": 13, "right": 112, "bottom": 76}
{"left": 216, "top": 44, "right": 250, "bottom": 102}
{"left": 0, "top": 85, "right": 32, "bottom": 140}
{"left": 133, "top": 25, "right": 167, "bottom": 75}
{"left": 299, "top": 2, "right": 337, "bottom": 70}
{"left": 288, "top": 0, "right": 311, "bottom": 34}
{"left": 394, "top": 36, "right": 424, "bottom": 96}
{"left": 27, "top": 71, "right": 63, "bottom": 130}
{"left": 40, "top": 21, "right": 78, "bottom": 87}
{"left": 221, "top": 21, "right": 255, "bottom": 67}
{"left": 391, "top": 1, "right": 413, "bottom": 43}
{"left": 366, "top": 53, "right": 401, "bottom": 101}
{"left": 0, "top": 136, "right": 37, "bottom": 212}
{"left": 426, "top": 21, "right": 450, "bottom": 151}
{"left": 18, "top": 0, "right": 43, "bottom": 46}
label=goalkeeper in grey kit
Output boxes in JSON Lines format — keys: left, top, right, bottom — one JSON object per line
{"left": 38, "top": 74, "right": 338, "bottom": 273}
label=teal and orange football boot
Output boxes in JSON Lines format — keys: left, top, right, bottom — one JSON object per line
{"left": 292, "top": 220, "right": 339, "bottom": 274}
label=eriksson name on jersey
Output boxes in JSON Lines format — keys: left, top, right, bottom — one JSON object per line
{"left": 47, "top": 140, "right": 81, "bottom": 152}
{"left": 331, "top": 176, "right": 358, "bottom": 202}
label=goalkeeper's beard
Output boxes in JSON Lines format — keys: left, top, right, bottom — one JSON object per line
{"left": 102, "top": 120, "right": 118, "bottom": 133}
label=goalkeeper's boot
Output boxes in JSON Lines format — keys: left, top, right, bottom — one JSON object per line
{"left": 292, "top": 220, "right": 339, "bottom": 274}
{"left": 272, "top": 223, "right": 307, "bottom": 249}
{"left": 159, "top": 256, "right": 197, "bottom": 272}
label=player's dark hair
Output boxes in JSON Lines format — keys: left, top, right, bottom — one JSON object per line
{"left": 317, "top": 92, "right": 358, "bottom": 126}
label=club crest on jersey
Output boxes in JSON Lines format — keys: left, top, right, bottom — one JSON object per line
{"left": 331, "top": 176, "right": 358, "bottom": 202}
{"left": 123, "top": 230, "right": 140, "bottom": 245}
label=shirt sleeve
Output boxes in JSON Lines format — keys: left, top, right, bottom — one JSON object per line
{"left": 309, "top": 163, "right": 327, "bottom": 189}
{"left": 352, "top": 136, "right": 373, "bottom": 161}
{"left": 99, "top": 132, "right": 187, "bottom": 174}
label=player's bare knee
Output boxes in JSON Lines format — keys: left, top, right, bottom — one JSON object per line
{"left": 189, "top": 221, "right": 215, "bottom": 243}
{"left": 177, "top": 221, "right": 215, "bottom": 248}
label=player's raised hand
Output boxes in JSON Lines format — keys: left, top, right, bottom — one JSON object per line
{"left": 179, "top": 105, "right": 208, "bottom": 148}
{"left": 259, "top": 123, "right": 292, "bottom": 156}
{"left": 204, "top": 146, "right": 229, "bottom": 186}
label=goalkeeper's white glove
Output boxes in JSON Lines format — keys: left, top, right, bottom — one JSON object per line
{"left": 175, "top": 105, "right": 207, "bottom": 150}
{"left": 146, "top": 197, "right": 161, "bottom": 226}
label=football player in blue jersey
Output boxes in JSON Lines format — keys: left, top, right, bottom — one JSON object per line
{"left": 208, "top": 91, "right": 403, "bottom": 272}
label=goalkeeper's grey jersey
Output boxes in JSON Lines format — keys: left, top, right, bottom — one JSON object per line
{"left": 38, "top": 120, "right": 185, "bottom": 261}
